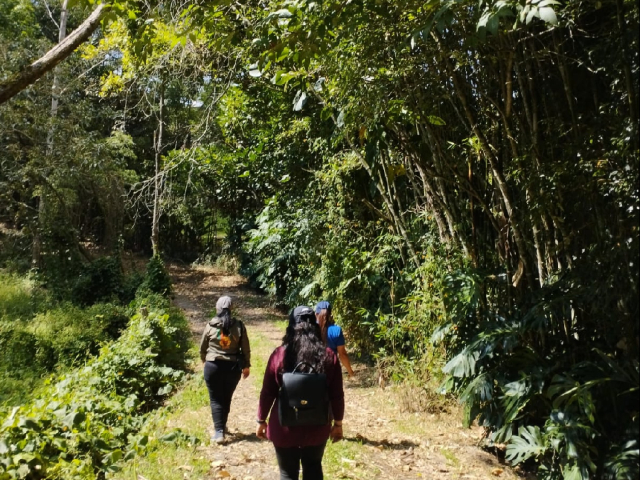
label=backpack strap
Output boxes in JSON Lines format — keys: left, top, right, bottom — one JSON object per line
{"left": 292, "top": 361, "right": 317, "bottom": 374}
{"left": 232, "top": 319, "right": 248, "bottom": 369}
{"left": 238, "top": 319, "right": 246, "bottom": 344}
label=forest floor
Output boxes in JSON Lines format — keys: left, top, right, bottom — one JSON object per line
{"left": 113, "top": 264, "right": 524, "bottom": 480}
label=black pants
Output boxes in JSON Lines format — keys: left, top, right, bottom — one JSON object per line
{"left": 274, "top": 443, "right": 326, "bottom": 480}
{"left": 203, "top": 360, "right": 241, "bottom": 432}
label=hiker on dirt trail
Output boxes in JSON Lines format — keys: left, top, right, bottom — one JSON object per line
{"left": 256, "top": 305, "right": 345, "bottom": 480}
{"left": 200, "top": 295, "right": 251, "bottom": 444}
{"left": 315, "top": 301, "right": 355, "bottom": 378}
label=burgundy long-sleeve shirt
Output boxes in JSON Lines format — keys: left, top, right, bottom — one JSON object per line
{"left": 258, "top": 346, "right": 345, "bottom": 448}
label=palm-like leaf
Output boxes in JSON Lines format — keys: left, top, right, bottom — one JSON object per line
{"left": 506, "top": 425, "right": 547, "bottom": 465}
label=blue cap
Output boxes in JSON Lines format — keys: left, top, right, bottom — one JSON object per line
{"left": 315, "top": 301, "right": 331, "bottom": 314}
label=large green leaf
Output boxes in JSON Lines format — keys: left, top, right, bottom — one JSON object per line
{"left": 443, "top": 346, "right": 480, "bottom": 378}
{"left": 506, "top": 426, "right": 547, "bottom": 465}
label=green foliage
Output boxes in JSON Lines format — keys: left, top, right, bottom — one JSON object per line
{"left": 242, "top": 154, "right": 453, "bottom": 363}
{"left": 71, "top": 256, "right": 125, "bottom": 306}
{"left": 0, "top": 296, "right": 190, "bottom": 479}
{"left": 120, "top": 270, "right": 145, "bottom": 304}
{"left": 1, "top": 0, "right": 638, "bottom": 478}
{"left": 433, "top": 262, "right": 639, "bottom": 478}
{"left": 71, "top": 256, "right": 143, "bottom": 306}
{"left": 138, "top": 256, "right": 172, "bottom": 296}
{"left": 85, "top": 303, "right": 131, "bottom": 343}
{"left": 0, "top": 271, "right": 131, "bottom": 405}
{"left": 0, "top": 255, "right": 176, "bottom": 408}
{"left": 30, "top": 304, "right": 128, "bottom": 367}
{"left": 0, "top": 302, "right": 131, "bottom": 397}
{"left": 244, "top": 196, "right": 318, "bottom": 302}
{"left": 243, "top": 0, "right": 639, "bottom": 477}
{"left": 0, "top": 274, "right": 49, "bottom": 321}
{"left": 0, "top": 327, "right": 39, "bottom": 373}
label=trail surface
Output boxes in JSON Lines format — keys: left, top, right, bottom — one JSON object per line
{"left": 169, "top": 264, "right": 520, "bottom": 480}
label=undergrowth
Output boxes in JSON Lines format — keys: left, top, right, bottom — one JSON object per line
{"left": 433, "top": 265, "right": 639, "bottom": 479}
{"left": 0, "top": 294, "right": 190, "bottom": 480}
{"left": 0, "top": 275, "right": 50, "bottom": 321}
{"left": 0, "top": 256, "right": 173, "bottom": 406}
{"left": 0, "top": 274, "right": 128, "bottom": 405}
{"left": 193, "top": 252, "right": 240, "bottom": 274}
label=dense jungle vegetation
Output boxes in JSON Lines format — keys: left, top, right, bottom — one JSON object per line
{"left": 1, "top": 0, "right": 638, "bottom": 478}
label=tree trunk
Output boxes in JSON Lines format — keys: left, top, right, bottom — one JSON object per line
{"left": 151, "top": 81, "right": 165, "bottom": 256}
{"left": 0, "top": 3, "right": 105, "bottom": 105}
{"left": 32, "top": 0, "right": 70, "bottom": 268}
{"left": 434, "top": 31, "right": 534, "bottom": 287}
{"left": 49, "top": 0, "right": 69, "bottom": 132}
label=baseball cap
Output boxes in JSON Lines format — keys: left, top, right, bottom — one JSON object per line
{"left": 289, "top": 306, "right": 315, "bottom": 327}
{"left": 315, "top": 301, "right": 331, "bottom": 314}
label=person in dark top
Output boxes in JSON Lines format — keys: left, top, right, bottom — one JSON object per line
{"left": 315, "top": 301, "right": 355, "bottom": 378}
{"left": 256, "top": 306, "right": 345, "bottom": 480}
{"left": 200, "top": 295, "right": 251, "bottom": 444}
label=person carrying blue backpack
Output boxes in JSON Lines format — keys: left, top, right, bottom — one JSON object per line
{"left": 315, "top": 301, "right": 355, "bottom": 378}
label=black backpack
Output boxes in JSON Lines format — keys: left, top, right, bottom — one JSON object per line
{"left": 278, "top": 361, "right": 330, "bottom": 427}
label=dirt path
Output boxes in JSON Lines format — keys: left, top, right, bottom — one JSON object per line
{"left": 169, "top": 264, "right": 519, "bottom": 480}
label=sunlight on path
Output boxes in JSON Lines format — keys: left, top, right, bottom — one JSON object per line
{"left": 112, "top": 264, "right": 520, "bottom": 480}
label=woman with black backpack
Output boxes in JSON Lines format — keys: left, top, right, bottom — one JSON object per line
{"left": 256, "top": 306, "right": 345, "bottom": 480}
{"left": 200, "top": 295, "right": 251, "bottom": 444}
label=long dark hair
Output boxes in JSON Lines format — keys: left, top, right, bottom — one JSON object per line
{"left": 282, "top": 321, "right": 328, "bottom": 374}
{"left": 315, "top": 308, "right": 333, "bottom": 346}
{"left": 218, "top": 308, "right": 233, "bottom": 335}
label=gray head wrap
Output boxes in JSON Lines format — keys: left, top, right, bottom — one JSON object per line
{"left": 216, "top": 295, "right": 232, "bottom": 315}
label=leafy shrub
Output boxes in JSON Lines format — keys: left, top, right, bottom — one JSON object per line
{"left": 0, "top": 270, "right": 135, "bottom": 405}
{"left": 0, "top": 273, "right": 49, "bottom": 322}
{"left": 71, "top": 256, "right": 124, "bottom": 306}
{"left": 88, "top": 304, "right": 188, "bottom": 407}
{"left": 1, "top": 302, "right": 131, "bottom": 406}
{"left": 31, "top": 306, "right": 106, "bottom": 366}
{"left": 70, "top": 257, "right": 144, "bottom": 306}
{"left": 128, "top": 294, "right": 190, "bottom": 372}
{"left": 0, "top": 300, "right": 189, "bottom": 479}
{"left": 120, "top": 271, "right": 144, "bottom": 304}
{"left": 0, "top": 326, "right": 39, "bottom": 373}
{"left": 87, "top": 302, "right": 130, "bottom": 339}
{"left": 0, "top": 371, "right": 43, "bottom": 407}
{"left": 0, "top": 231, "right": 31, "bottom": 274}
{"left": 433, "top": 264, "right": 639, "bottom": 479}
{"left": 243, "top": 198, "right": 315, "bottom": 303}
{"left": 138, "top": 256, "right": 172, "bottom": 296}
{"left": 29, "top": 303, "right": 130, "bottom": 368}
